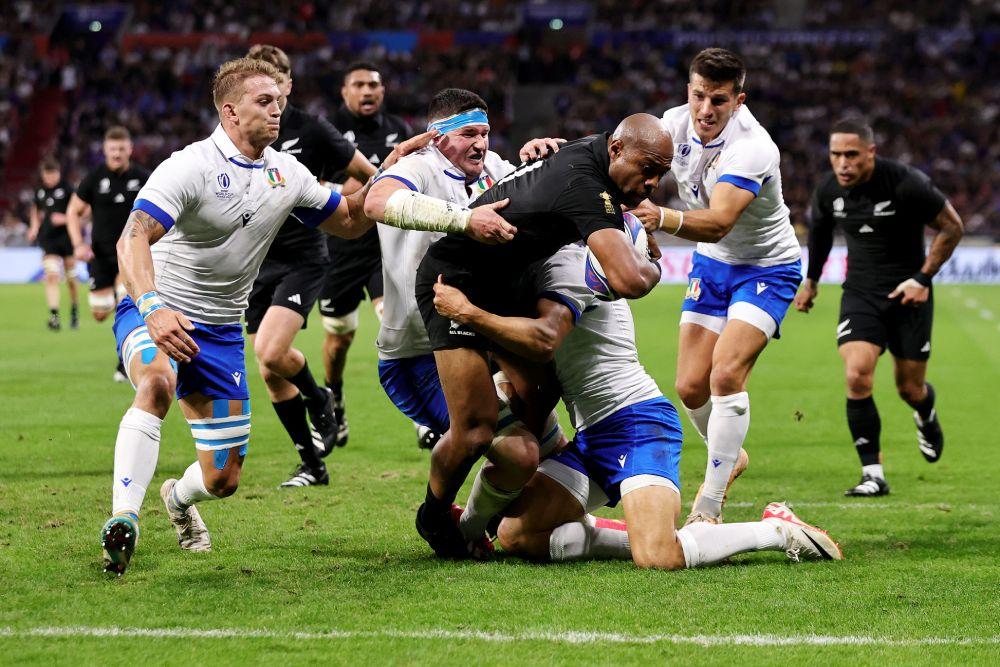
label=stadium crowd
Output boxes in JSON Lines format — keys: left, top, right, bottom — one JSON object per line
{"left": 1, "top": 1, "right": 999, "bottom": 242}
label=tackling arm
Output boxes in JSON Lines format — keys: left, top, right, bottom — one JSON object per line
{"left": 587, "top": 227, "right": 661, "bottom": 299}
{"left": 632, "top": 182, "right": 755, "bottom": 243}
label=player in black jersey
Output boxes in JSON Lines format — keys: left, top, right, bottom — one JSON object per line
{"left": 794, "top": 119, "right": 964, "bottom": 497}
{"left": 404, "top": 111, "right": 668, "bottom": 556}
{"left": 27, "top": 157, "right": 79, "bottom": 330}
{"left": 244, "top": 45, "right": 377, "bottom": 487}
{"left": 321, "top": 61, "right": 414, "bottom": 448}
{"left": 66, "top": 126, "right": 150, "bottom": 380}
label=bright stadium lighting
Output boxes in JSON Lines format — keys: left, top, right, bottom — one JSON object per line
{"left": 89, "top": 21, "right": 102, "bottom": 32}
{"left": 549, "top": 18, "right": 564, "bottom": 30}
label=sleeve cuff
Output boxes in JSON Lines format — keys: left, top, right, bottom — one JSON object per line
{"left": 132, "top": 199, "right": 176, "bottom": 231}
{"left": 374, "top": 174, "right": 418, "bottom": 191}
{"left": 717, "top": 174, "right": 762, "bottom": 197}
{"left": 294, "top": 190, "right": 343, "bottom": 228}
{"left": 539, "top": 290, "right": 582, "bottom": 323}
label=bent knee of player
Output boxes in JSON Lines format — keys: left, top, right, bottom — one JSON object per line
{"left": 452, "top": 422, "right": 496, "bottom": 456}
{"left": 92, "top": 309, "right": 111, "bottom": 322}
{"left": 708, "top": 362, "right": 746, "bottom": 395}
{"left": 896, "top": 381, "right": 925, "bottom": 404}
{"left": 845, "top": 367, "right": 874, "bottom": 395}
{"left": 255, "top": 343, "right": 289, "bottom": 373}
{"left": 496, "top": 517, "right": 528, "bottom": 553}
{"left": 135, "top": 369, "right": 175, "bottom": 408}
{"left": 674, "top": 376, "right": 709, "bottom": 408}
{"left": 204, "top": 466, "right": 241, "bottom": 498}
{"left": 630, "top": 536, "right": 686, "bottom": 570}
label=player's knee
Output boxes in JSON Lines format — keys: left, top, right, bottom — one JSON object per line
{"left": 136, "top": 370, "right": 175, "bottom": 409}
{"left": 255, "top": 342, "right": 289, "bottom": 374}
{"left": 674, "top": 376, "right": 709, "bottom": 408}
{"left": 630, "top": 538, "right": 686, "bottom": 570}
{"left": 88, "top": 291, "right": 115, "bottom": 320}
{"left": 496, "top": 518, "right": 526, "bottom": 554}
{"left": 505, "top": 438, "right": 540, "bottom": 477}
{"left": 709, "top": 362, "right": 744, "bottom": 395}
{"left": 204, "top": 469, "right": 240, "bottom": 498}
{"left": 845, "top": 367, "right": 874, "bottom": 395}
{"left": 896, "top": 382, "right": 925, "bottom": 405}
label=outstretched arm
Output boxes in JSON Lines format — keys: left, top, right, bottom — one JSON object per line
{"left": 631, "top": 182, "right": 755, "bottom": 243}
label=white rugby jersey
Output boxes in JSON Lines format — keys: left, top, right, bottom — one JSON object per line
{"left": 374, "top": 146, "right": 515, "bottom": 360}
{"left": 133, "top": 125, "right": 340, "bottom": 324}
{"left": 533, "top": 243, "right": 661, "bottom": 430}
{"left": 661, "top": 104, "right": 800, "bottom": 266}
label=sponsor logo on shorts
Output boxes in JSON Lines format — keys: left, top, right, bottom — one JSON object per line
{"left": 287, "top": 293, "right": 301, "bottom": 305}
{"left": 756, "top": 281, "right": 768, "bottom": 295}
{"left": 685, "top": 277, "right": 702, "bottom": 301}
{"left": 921, "top": 341, "right": 931, "bottom": 353}
{"left": 449, "top": 320, "right": 475, "bottom": 337}
{"left": 618, "top": 454, "right": 627, "bottom": 468}
{"left": 232, "top": 371, "right": 243, "bottom": 385}
{"left": 837, "top": 318, "right": 852, "bottom": 338}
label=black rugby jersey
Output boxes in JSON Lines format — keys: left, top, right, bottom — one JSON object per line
{"left": 427, "top": 133, "right": 626, "bottom": 272}
{"left": 34, "top": 179, "right": 74, "bottom": 229}
{"left": 76, "top": 164, "right": 150, "bottom": 248}
{"left": 327, "top": 106, "right": 413, "bottom": 257}
{"left": 267, "top": 104, "right": 358, "bottom": 263}
{"left": 808, "top": 157, "right": 947, "bottom": 293}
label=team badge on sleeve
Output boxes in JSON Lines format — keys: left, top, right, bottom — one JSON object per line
{"left": 266, "top": 167, "right": 286, "bottom": 188}
{"left": 686, "top": 277, "right": 702, "bottom": 301}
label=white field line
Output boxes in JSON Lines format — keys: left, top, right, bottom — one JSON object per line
{"left": 724, "top": 501, "right": 988, "bottom": 511}
{"left": 0, "top": 626, "right": 997, "bottom": 648}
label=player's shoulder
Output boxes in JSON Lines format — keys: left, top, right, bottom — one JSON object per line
{"left": 726, "top": 107, "right": 778, "bottom": 154}
{"left": 877, "top": 157, "right": 928, "bottom": 185}
{"left": 660, "top": 104, "right": 690, "bottom": 137}
{"left": 483, "top": 150, "right": 513, "bottom": 177}
{"left": 813, "top": 171, "right": 841, "bottom": 199}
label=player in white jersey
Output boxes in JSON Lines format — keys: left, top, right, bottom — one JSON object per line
{"left": 99, "top": 59, "right": 465, "bottom": 575}
{"left": 433, "top": 238, "right": 841, "bottom": 567}
{"left": 365, "top": 88, "right": 566, "bottom": 555}
{"left": 633, "top": 48, "right": 802, "bottom": 525}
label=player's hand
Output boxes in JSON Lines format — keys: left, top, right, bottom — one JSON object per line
{"left": 432, "top": 275, "right": 473, "bottom": 323}
{"left": 382, "top": 129, "right": 439, "bottom": 170}
{"left": 889, "top": 279, "right": 929, "bottom": 306}
{"left": 145, "top": 307, "right": 200, "bottom": 363}
{"left": 518, "top": 137, "right": 565, "bottom": 162}
{"left": 466, "top": 199, "right": 516, "bottom": 244}
{"left": 645, "top": 228, "right": 662, "bottom": 261}
{"left": 73, "top": 243, "right": 94, "bottom": 262}
{"left": 794, "top": 281, "right": 818, "bottom": 313}
{"left": 26, "top": 227, "right": 38, "bottom": 243}
{"left": 630, "top": 199, "right": 663, "bottom": 235}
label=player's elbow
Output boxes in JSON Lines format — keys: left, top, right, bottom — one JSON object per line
{"left": 608, "top": 271, "right": 655, "bottom": 300}
{"left": 362, "top": 190, "right": 387, "bottom": 222}
{"left": 530, "top": 326, "right": 559, "bottom": 363}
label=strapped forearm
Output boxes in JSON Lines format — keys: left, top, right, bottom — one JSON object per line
{"left": 382, "top": 189, "right": 471, "bottom": 233}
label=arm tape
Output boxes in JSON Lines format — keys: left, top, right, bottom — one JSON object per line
{"left": 382, "top": 189, "right": 471, "bottom": 233}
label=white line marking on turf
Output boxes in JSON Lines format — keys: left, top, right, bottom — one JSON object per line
{"left": 0, "top": 627, "right": 997, "bottom": 647}
{"left": 724, "top": 501, "right": 981, "bottom": 511}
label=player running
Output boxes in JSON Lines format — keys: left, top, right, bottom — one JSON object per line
{"left": 321, "top": 61, "right": 414, "bottom": 449}
{"left": 432, "top": 240, "right": 842, "bottom": 568}
{"left": 634, "top": 48, "right": 801, "bottom": 525}
{"left": 405, "top": 113, "right": 668, "bottom": 556}
{"left": 27, "top": 157, "right": 79, "bottom": 331}
{"left": 99, "top": 57, "right": 448, "bottom": 576}
{"left": 794, "top": 118, "right": 963, "bottom": 496}
{"left": 243, "top": 45, "right": 375, "bottom": 488}
{"left": 66, "top": 126, "right": 150, "bottom": 381}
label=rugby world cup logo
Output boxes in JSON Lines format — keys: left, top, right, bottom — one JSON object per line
{"left": 218, "top": 173, "right": 230, "bottom": 189}
{"left": 686, "top": 277, "right": 702, "bottom": 301}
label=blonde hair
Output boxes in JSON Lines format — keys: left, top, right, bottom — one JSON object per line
{"left": 212, "top": 57, "right": 280, "bottom": 110}
{"left": 247, "top": 44, "right": 292, "bottom": 75}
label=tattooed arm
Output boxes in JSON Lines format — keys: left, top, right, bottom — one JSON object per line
{"left": 116, "top": 210, "right": 199, "bottom": 362}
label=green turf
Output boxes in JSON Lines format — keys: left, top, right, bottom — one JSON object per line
{"left": 1, "top": 283, "right": 997, "bottom": 665}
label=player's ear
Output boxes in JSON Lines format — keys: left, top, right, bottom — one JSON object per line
{"left": 736, "top": 91, "right": 746, "bottom": 107}
{"left": 608, "top": 138, "right": 623, "bottom": 160}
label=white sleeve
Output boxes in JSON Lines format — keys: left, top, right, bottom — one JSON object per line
{"left": 376, "top": 154, "right": 433, "bottom": 193}
{"left": 533, "top": 245, "right": 596, "bottom": 322}
{"left": 290, "top": 159, "right": 342, "bottom": 228}
{"left": 714, "top": 138, "right": 777, "bottom": 197}
{"left": 131, "top": 152, "right": 201, "bottom": 231}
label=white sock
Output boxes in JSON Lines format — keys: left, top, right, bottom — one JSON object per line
{"left": 170, "top": 460, "right": 215, "bottom": 511}
{"left": 676, "top": 520, "right": 785, "bottom": 568}
{"left": 695, "top": 392, "right": 750, "bottom": 517}
{"left": 549, "top": 520, "right": 631, "bottom": 562}
{"left": 459, "top": 468, "right": 520, "bottom": 542}
{"left": 683, "top": 399, "right": 713, "bottom": 443}
{"left": 112, "top": 408, "right": 162, "bottom": 517}
{"left": 862, "top": 463, "right": 885, "bottom": 480}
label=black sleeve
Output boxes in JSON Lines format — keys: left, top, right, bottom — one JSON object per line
{"left": 553, "top": 176, "right": 624, "bottom": 240}
{"left": 897, "top": 168, "right": 946, "bottom": 225}
{"left": 806, "top": 185, "right": 836, "bottom": 282}
{"left": 315, "top": 117, "right": 359, "bottom": 179}
{"left": 75, "top": 171, "right": 96, "bottom": 204}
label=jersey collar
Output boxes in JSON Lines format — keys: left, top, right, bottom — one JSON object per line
{"left": 212, "top": 124, "right": 266, "bottom": 169}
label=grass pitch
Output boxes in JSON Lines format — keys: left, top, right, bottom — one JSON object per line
{"left": 1, "top": 282, "right": 997, "bottom": 665}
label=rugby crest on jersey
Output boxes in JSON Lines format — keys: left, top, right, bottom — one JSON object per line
{"left": 266, "top": 167, "right": 286, "bottom": 188}
{"left": 472, "top": 174, "right": 494, "bottom": 195}
{"left": 686, "top": 277, "right": 702, "bottom": 301}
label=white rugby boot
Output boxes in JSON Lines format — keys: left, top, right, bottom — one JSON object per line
{"left": 160, "top": 478, "right": 212, "bottom": 552}
{"left": 761, "top": 502, "right": 843, "bottom": 562}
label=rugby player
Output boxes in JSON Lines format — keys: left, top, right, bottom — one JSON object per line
{"left": 403, "top": 112, "right": 668, "bottom": 556}
{"left": 243, "top": 45, "right": 374, "bottom": 488}
{"left": 99, "top": 58, "right": 467, "bottom": 575}
{"left": 66, "top": 126, "right": 150, "bottom": 380}
{"left": 634, "top": 48, "right": 801, "bottom": 525}
{"left": 794, "top": 119, "right": 963, "bottom": 496}
{"left": 322, "top": 61, "right": 414, "bottom": 449}
{"left": 432, "top": 241, "right": 842, "bottom": 567}
{"left": 27, "top": 157, "right": 79, "bottom": 330}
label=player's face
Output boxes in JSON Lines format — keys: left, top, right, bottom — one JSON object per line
{"left": 342, "top": 70, "right": 384, "bottom": 117}
{"left": 687, "top": 75, "right": 745, "bottom": 143}
{"left": 608, "top": 141, "right": 673, "bottom": 207}
{"left": 829, "top": 132, "right": 876, "bottom": 187}
{"left": 435, "top": 124, "right": 490, "bottom": 178}
{"left": 232, "top": 75, "right": 283, "bottom": 147}
{"left": 273, "top": 73, "right": 292, "bottom": 108}
{"left": 40, "top": 169, "right": 60, "bottom": 188}
{"left": 103, "top": 139, "right": 132, "bottom": 171}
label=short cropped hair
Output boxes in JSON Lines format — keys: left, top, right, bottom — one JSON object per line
{"left": 344, "top": 61, "right": 381, "bottom": 82}
{"left": 427, "top": 88, "right": 488, "bottom": 122}
{"left": 689, "top": 48, "right": 746, "bottom": 93}
{"left": 104, "top": 126, "right": 131, "bottom": 142}
{"left": 212, "top": 57, "right": 281, "bottom": 110}
{"left": 830, "top": 118, "right": 875, "bottom": 145}
{"left": 40, "top": 156, "right": 60, "bottom": 172}
{"left": 247, "top": 44, "right": 292, "bottom": 76}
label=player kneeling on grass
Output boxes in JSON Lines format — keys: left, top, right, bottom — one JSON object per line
{"left": 433, "top": 241, "right": 843, "bottom": 567}
{"left": 100, "top": 57, "right": 444, "bottom": 575}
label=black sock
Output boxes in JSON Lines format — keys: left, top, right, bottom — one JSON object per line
{"left": 911, "top": 383, "right": 936, "bottom": 420}
{"left": 287, "top": 360, "right": 325, "bottom": 404}
{"left": 847, "top": 396, "right": 881, "bottom": 467}
{"left": 424, "top": 484, "right": 450, "bottom": 515}
{"left": 50, "top": 308, "right": 58, "bottom": 316}
{"left": 326, "top": 379, "right": 344, "bottom": 402}
{"left": 273, "top": 397, "right": 322, "bottom": 469}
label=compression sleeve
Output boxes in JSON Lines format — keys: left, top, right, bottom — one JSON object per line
{"left": 806, "top": 187, "right": 836, "bottom": 282}
{"left": 382, "top": 189, "right": 471, "bottom": 233}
